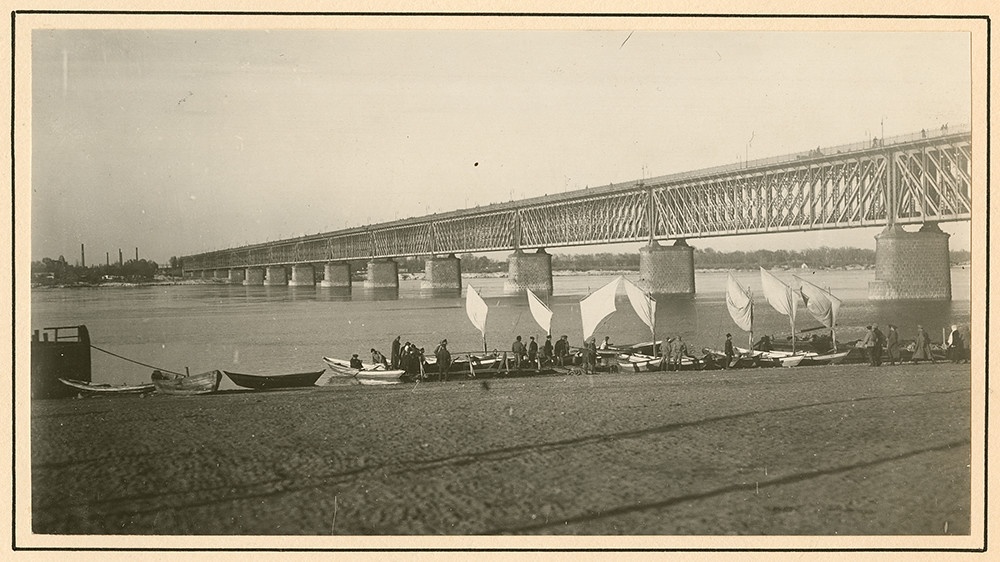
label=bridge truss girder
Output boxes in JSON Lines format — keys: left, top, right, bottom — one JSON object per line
{"left": 181, "top": 133, "right": 971, "bottom": 272}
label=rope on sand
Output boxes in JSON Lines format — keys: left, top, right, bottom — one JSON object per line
{"left": 89, "top": 344, "right": 185, "bottom": 377}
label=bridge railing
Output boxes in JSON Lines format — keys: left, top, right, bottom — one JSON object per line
{"left": 643, "top": 123, "right": 971, "bottom": 185}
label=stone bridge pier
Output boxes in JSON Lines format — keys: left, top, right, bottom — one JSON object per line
{"left": 504, "top": 248, "right": 552, "bottom": 294}
{"left": 320, "top": 262, "right": 352, "bottom": 288}
{"left": 264, "top": 265, "right": 288, "bottom": 286}
{"left": 244, "top": 267, "right": 265, "bottom": 285}
{"left": 365, "top": 259, "right": 399, "bottom": 289}
{"left": 869, "top": 223, "right": 951, "bottom": 300}
{"left": 638, "top": 239, "right": 695, "bottom": 295}
{"left": 289, "top": 264, "right": 315, "bottom": 287}
{"left": 423, "top": 254, "right": 462, "bottom": 290}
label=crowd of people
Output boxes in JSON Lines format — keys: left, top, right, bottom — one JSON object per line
{"left": 353, "top": 322, "right": 969, "bottom": 381}
{"left": 858, "top": 323, "right": 968, "bottom": 366}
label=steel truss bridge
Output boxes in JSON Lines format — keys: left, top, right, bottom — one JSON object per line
{"left": 181, "top": 127, "right": 972, "bottom": 272}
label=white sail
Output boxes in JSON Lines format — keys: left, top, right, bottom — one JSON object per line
{"left": 526, "top": 288, "right": 553, "bottom": 335}
{"left": 465, "top": 284, "right": 489, "bottom": 338}
{"left": 726, "top": 274, "right": 753, "bottom": 333}
{"left": 792, "top": 275, "right": 841, "bottom": 329}
{"left": 622, "top": 277, "right": 656, "bottom": 335}
{"left": 760, "top": 268, "right": 798, "bottom": 322}
{"left": 580, "top": 276, "right": 621, "bottom": 341}
{"left": 760, "top": 268, "right": 799, "bottom": 351}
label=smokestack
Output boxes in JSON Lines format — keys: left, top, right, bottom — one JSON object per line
{"left": 119, "top": 249, "right": 123, "bottom": 266}
{"left": 106, "top": 252, "right": 110, "bottom": 266}
{"left": 135, "top": 247, "right": 139, "bottom": 261}
{"left": 81, "top": 243, "right": 85, "bottom": 267}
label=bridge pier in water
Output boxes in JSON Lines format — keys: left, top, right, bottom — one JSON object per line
{"left": 264, "top": 266, "right": 288, "bottom": 286}
{"left": 504, "top": 248, "right": 552, "bottom": 294}
{"left": 638, "top": 239, "right": 695, "bottom": 295}
{"left": 869, "top": 223, "right": 951, "bottom": 300}
{"left": 289, "top": 264, "right": 315, "bottom": 287}
{"left": 244, "top": 267, "right": 265, "bottom": 285}
{"left": 365, "top": 259, "right": 399, "bottom": 289}
{"left": 227, "top": 268, "right": 246, "bottom": 284}
{"left": 320, "top": 262, "right": 352, "bottom": 288}
{"left": 422, "top": 254, "right": 462, "bottom": 290}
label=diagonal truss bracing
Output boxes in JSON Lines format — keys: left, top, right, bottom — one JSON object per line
{"left": 181, "top": 132, "right": 971, "bottom": 271}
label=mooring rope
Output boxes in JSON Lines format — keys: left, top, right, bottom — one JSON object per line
{"left": 89, "top": 344, "right": 185, "bottom": 377}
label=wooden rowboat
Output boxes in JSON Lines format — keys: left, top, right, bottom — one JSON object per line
{"left": 58, "top": 378, "right": 155, "bottom": 395}
{"left": 224, "top": 369, "right": 325, "bottom": 390}
{"left": 323, "top": 357, "right": 406, "bottom": 381}
{"left": 151, "top": 369, "right": 222, "bottom": 395}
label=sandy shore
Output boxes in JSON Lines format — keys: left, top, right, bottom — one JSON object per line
{"left": 30, "top": 362, "right": 971, "bottom": 537}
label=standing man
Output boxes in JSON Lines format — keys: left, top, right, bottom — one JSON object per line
{"left": 872, "top": 324, "right": 885, "bottom": 367}
{"left": 527, "top": 336, "right": 539, "bottom": 367}
{"left": 542, "top": 335, "right": 554, "bottom": 366}
{"left": 512, "top": 335, "right": 526, "bottom": 369}
{"left": 947, "top": 325, "right": 965, "bottom": 363}
{"left": 861, "top": 325, "right": 876, "bottom": 366}
{"left": 723, "top": 333, "right": 735, "bottom": 369}
{"left": 390, "top": 336, "right": 402, "bottom": 370}
{"left": 585, "top": 338, "right": 598, "bottom": 374}
{"left": 554, "top": 335, "right": 568, "bottom": 367}
{"left": 912, "top": 325, "right": 937, "bottom": 364}
{"left": 661, "top": 337, "right": 673, "bottom": 371}
{"left": 434, "top": 339, "right": 451, "bottom": 382}
{"left": 885, "top": 324, "right": 901, "bottom": 366}
{"left": 670, "top": 335, "right": 688, "bottom": 371}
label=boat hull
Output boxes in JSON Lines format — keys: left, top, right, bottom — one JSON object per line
{"left": 59, "top": 378, "right": 154, "bottom": 395}
{"left": 323, "top": 357, "right": 406, "bottom": 380}
{"left": 224, "top": 370, "right": 325, "bottom": 390}
{"left": 152, "top": 370, "right": 222, "bottom": 395}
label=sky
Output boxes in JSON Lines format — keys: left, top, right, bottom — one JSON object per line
{"left": 29, "top": 28, "right": 973, "bottom": 264}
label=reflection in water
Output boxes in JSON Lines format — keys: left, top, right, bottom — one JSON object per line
{"left": 420, "top": 287, "right": 462, "bottom": 299}
{"left": 359, "top": 287, "right": 400, "bottom": 301}
{"left": 315, "top": 287, "right": 353, "bottom": 302}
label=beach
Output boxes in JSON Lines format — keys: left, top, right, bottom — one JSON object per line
{"left": 30, "top": 361, "right": 971, "bottom": 537}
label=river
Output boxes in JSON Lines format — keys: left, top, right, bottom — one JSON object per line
{"left": 30, "top": 268, "right": 971, "bottom": 389}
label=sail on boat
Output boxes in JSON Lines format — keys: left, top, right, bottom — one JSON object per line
{"left": 792, "top": 275, "right": 842, "bottom": 351}
{"left": 465, "top": 284, "right": 489, "bottom": 353}
{"left": 726, "top": 273, "right": 754, "bottom": 349}
{"left": 760, "top": 267, "right": 799, "bottom": 353}
{"left": 622, "top": 277, "right": 656, "bottom": 343}
{"left": 526, "top": 288, "right": 553, "bottom": 336}
{"left": 580, "top": 276, "right": 622, "bottom": 342}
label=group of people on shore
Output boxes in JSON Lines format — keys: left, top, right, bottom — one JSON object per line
{"left": 859, "top": 323, "right": 968, "bottom": 366}
{"left": 356, "top": 322, "right": 969, "bottom": 381}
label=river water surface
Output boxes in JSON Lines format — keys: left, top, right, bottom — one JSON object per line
{"left": 30, "top": 268, "right": 971, "bottom": 389}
